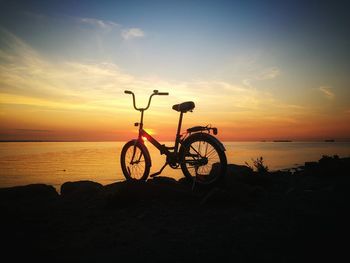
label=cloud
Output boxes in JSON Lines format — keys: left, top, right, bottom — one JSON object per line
{"left": 78, "top": 17, "right": 119, "bottom": 30}
{"left": 319, "top": 86, "right": 335, "bottom": 99}
{"left": 242, "top": 78, "right": 252, "bottom": 88}
{"left": 0, "top": 29, "right": 159, "bottom": 113}
{"left": 256, "top": 67, "right": 280, "bottom": 80}
{"left": 77, "top": 17, "right": 145, "bottom": 40}
{"left": 122, "top": 28, "right": 145, "bottom": 40}
{"left": 240, "top": 67, "right": 280, "bottom": 89}
{"left": 0, "top": 28, "right": 305, "bottom": 130}
{"left": 15, "top": 129, "right": 53, "bottom": 133}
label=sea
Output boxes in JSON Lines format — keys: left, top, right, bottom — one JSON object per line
{"left": 0, "top": 141, "right": 349, "bottom": 190}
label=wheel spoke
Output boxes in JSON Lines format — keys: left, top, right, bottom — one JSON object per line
{"left": 205, "top": 147, "right": 217, "bottom": 158}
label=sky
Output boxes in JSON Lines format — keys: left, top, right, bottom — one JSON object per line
{"left": 0, "top": 0, "right": 349, "bottom": 141}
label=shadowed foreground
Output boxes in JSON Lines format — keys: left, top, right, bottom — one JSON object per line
{"left": 1, "top": 156, "right": 350, "bottom": 262}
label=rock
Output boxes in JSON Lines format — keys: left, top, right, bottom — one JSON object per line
{"left": 0, "top": 184, "right": 58, "bottom": 206}
{"left": 200, "top": 187, "right": 228, "bottom": 205}
{"left": 250, "top": 185, "right": 268, "bottom": 199}
{"left": 60, "top": 180, "right": 103, "bottom": 200}
{"left": 149, "top": 176, "right": 178, "bottom": 185}
{"left": 226, "top": 164, "right": 253, "bottom": 177}
{"left": 304, "top": 161, "right": 319, "bottom": 175}
{"left": 302, "top": 156, "right": 350, "bottom": 176}
{"left": 200, "top": 181, "right": 256, "bottom": 206}
{"left": 3, "top": 159, "right": 350, "bottom": 262}
{"left": 225, "top": 171, "right": 275, "bottom": 191}
{"left": 104, "top": 180, "right": 196, "bottom": 208}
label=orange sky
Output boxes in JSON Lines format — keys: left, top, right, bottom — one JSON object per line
{"left": 0, "top": 36, "right": 349, "bottom": 141}
{"left": 1, "top": 5, "right": 350, "bottom": 142}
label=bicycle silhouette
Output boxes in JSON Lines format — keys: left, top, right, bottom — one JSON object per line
{"left": 121, "top": 90, "right": 227, "bottom": 185}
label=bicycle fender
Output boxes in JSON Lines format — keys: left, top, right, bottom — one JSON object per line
{"left": 184, "top": 133, "right": 226, "bottom": 152}
{"left": 130, "top": 139, "right": 152, "bottom": 167}
{"left": 206, "top": 134, "right": 226, "bottom": 151}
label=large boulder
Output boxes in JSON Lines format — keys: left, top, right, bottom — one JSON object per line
{"left": 225, "top": 164, "right": 274, "bottom": 189}
{"left": 0, "top": 184, "right": 58, "bottom": 208}
{"left": 303, "top": 156, "right": 350, "bottom": 176}
{"left": 60, "top": 180, "right": 103, "bottom": 201}
{"left": 104, "top": 178, "right": 197, "bottom": 208}
{"left": 226, "top": 164, "right": 253, "bottom": 177}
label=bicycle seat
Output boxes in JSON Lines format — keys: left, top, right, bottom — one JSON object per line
{"left": 172, "top": 101, "right": 195, "bottom": 113}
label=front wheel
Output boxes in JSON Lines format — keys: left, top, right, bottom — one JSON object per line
{"left": 180, "top": 133, "right": 227, "bottom": 185}
{"left": 120, "top": 140, "right": 151, "bottom": 181}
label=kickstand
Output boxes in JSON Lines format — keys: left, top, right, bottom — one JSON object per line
{"left": 191, "top": 166, "right": 199, "bottom": 191}
{"left": 150, "top": 162, "right": 168, "bottom": 178}
{"left": 192, "top": 172, "right": 198, "bottom": 191}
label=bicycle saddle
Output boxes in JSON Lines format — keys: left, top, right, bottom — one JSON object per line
{"left": 172, "top": 101, "right": 195, "bottom": 113}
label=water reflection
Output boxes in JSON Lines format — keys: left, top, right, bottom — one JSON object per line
{"left": 0, "top": 141, "right": 349, "bottom": 189}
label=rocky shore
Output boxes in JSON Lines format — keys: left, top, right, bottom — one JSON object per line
{"left": 1, "top": 155, "right": 350, "bottom": 262}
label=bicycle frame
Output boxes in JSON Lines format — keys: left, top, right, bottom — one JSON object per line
{"left": 125, "top": 89, "right": 184, "bottom": 165}
{"left": 138, "top": 112, "right": 184, "bottom": 157}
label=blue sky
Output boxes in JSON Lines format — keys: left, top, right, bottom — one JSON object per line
{"left": 2, "top": 0, "right": 349, "bottom": 81}
{"left": 0, "top": 0, "right": 349, "bottom": 140}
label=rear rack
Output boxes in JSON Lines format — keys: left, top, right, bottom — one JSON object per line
{"left": 186, "top": 125, "right": 218, "bottom": 135}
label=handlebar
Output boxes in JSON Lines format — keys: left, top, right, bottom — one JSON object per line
{"left": 153, "top": 90, "right": 169, "bottom": 96}
{"left": 124, "top": 90, "right": 169, "bottom": 111}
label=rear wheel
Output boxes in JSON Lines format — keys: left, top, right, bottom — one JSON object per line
{"left": 180, "top": 133, "right": 227, "bottom": 185}
{"left": 120, "top": 140, "right": 151, "bottom": 181}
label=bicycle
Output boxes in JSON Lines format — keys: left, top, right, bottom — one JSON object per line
{"left": 120, "top": 90, "right": 227, "bottom": 186}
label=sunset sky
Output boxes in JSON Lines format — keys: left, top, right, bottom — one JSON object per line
{"left": 0, "top": 0, "right": 349, "bottom": 141}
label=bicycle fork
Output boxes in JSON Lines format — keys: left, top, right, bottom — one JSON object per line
{"left": 127, "top": 143, "right": 144, "bottom": 175}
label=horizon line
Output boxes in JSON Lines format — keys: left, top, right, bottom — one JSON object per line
{"left": 1, "top": 139, "right": 349, "bottom": 143}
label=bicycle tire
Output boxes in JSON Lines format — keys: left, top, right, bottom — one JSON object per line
{"left": 120, "top": 140, "right": 151, "bottom": 181}
{"left": 179, "top": 133, "right": 227, "bottom": 185}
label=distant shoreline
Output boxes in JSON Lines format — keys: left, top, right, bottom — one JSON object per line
{"left": 1, "top": 140, "right": 349, "bottom": 143}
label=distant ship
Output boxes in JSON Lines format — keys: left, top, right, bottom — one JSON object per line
{"left": 273, "top": 140, "right": 292, "bottom": 142}
{"left": 324, "top": 139, "right": 335, "bottom": 142}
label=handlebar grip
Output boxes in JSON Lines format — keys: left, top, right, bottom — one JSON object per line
{"left": 157, "top": 92, "right": 169, "bottom": 95}
{"left": 124, "top": 90, "right": 132, "bottom": 94}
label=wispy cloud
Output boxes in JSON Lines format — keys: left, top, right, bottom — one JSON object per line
{"left": 0, "top": 29, "right": 307, "bottom": 139}
{"left": 0, "top": 30, "right": 297, "bottom": 117}
{"left": 242, "top": 78, "right": 252, "bottom": 88}
{"left": 122, "top": 28, "right": 145, "bottom": 40}
{"left": 15, "top": 129, "right": 53, "bottom": 133}
{"left": 256, "top": 67, "right": 280, "bottom": 80}
{"left": 241, "top": 67, "right": 280, "bottom": 89}
{"left": 77, "top": 17, "right": 145, "bottom": 40}
{"left": 78, "top": 17, "right": 119, "bottom": 30}
{"left": 319, "top": 86, "right": 335, "bottom": 99}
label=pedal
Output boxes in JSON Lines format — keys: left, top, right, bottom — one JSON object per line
{"left": 150, "top": 171, "right": 161, "bottom": 177}
{"left": 150, "top": 162, "right": 168, "bottom": 178}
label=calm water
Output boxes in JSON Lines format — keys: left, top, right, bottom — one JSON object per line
{"left": 0, "top": 141, "right": 349, "bottom": 190}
